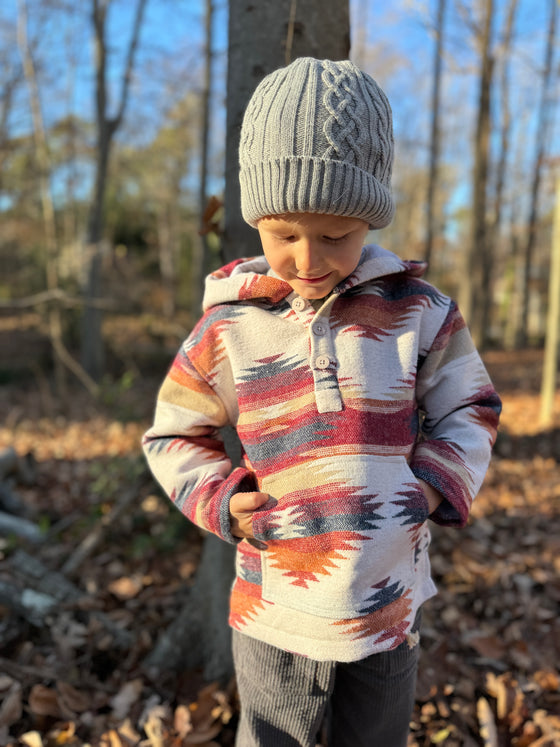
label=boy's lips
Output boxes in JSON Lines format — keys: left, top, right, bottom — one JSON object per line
{"left": 297, "top": 272, "right": 331, "bottom": 284}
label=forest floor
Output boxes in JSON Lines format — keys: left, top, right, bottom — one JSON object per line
{"left": 0, "top": 347, "right": 559, "bottom": 746}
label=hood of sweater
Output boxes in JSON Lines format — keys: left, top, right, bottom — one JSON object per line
{"left": 202, "top": 245, "right": 427, "bottom": 312}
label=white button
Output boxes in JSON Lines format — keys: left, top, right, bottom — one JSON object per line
{"left": 315, "top": 355, "right": 330, "bottom": 369}
{"left": 312, "top": 323, "right": 326, "bottom": 336}
{"left": 292, "top": 298, "right": 306, "bottom": 311}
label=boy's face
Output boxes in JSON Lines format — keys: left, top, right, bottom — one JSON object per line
{"left": 257, "top": 213, "right": 369, "bottom": 299}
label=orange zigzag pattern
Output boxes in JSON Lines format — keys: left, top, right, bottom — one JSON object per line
{"left": 266, "top": 531, "right": 369, "bottom": 588}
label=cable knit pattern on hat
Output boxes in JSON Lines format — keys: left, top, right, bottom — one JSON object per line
{"left": 322, "top": 62, "right": 368, "bottom": 164}
{"left": 239, "top": 57, "right": 395, "bottom": 229}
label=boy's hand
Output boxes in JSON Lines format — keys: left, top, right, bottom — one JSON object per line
{"left": 230, "top": 491, "right": 271, "bottom": 539}
{"left": 418, "top": 479, "right": 443, "bottom": 515}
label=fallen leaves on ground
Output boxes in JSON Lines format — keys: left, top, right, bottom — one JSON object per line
{"left": 1, "top": 348, "right": 559, "bottom": 746}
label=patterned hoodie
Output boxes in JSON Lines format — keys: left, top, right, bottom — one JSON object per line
{"left": 143, "top": 244, "right": 501, "bottom": 662}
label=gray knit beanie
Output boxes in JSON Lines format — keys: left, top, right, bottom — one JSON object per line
{"left": 239, "top": 57, "right": 395, "bottom": 229}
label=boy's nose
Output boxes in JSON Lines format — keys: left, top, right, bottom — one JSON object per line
{"left": 295, "top": 241, "right": 320, "bottom": 275}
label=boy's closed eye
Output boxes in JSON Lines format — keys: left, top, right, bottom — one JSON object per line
{"left": 273, "top": 233, "right": 350, "bottom": 244}
{"left": 323, "top": 233, "right": 350, "bottom": 244}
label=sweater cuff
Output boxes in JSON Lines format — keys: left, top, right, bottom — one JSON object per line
{"left": 410, "top": 461, "right": 469, "bottom": 528}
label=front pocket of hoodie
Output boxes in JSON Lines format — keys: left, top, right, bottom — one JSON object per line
{"left": 257, "top": 455, "right": 430, "bottom": 619}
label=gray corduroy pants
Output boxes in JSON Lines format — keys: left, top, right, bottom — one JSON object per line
{"left": 232, "top": 613, "right": 421, "bottom": 747}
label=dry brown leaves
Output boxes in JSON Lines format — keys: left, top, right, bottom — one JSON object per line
{"left": 1, "top": 349, "right": 559, "bottom": 746}
{"left": 0, "top": 675, "right": 234, "bottom": 746}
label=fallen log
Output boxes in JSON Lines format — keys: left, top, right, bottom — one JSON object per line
{"left": 0, "top": 580, "right": 55, "bottom": 627}
{"left": 10, "top": 549, "right": 84, "bottom": 602}
{"left": 0, "top": 511, "right": 44, "bottom": 543}
{"left": 0, "top": 483, "right": 30, "bottom": 517}
{"left": 5, "top": 550, "right": 134, "bottom": 649}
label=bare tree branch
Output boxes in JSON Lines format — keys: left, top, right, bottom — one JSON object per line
{"left": 114, "top": 0, "right": 148, "bottom": 128}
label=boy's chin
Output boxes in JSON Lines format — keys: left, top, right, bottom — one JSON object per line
{"left": 298, "top": 290, "right": 330, "bottom": 300}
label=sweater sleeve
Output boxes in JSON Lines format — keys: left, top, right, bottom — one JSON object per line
{"left": 142, "top": 344, "right": 255, "bottom": 544}
{"left": 410, "top": 300, "right": 501, "bottom": 527}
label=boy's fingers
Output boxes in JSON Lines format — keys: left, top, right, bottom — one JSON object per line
{"left": 229, "top": 492, "right": 275, "bottom": 539}
{"left": 231, "top": 491, "right": 270, "bottom": 513}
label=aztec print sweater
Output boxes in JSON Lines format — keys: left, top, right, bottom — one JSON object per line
{"left": 143, "top": 244, "right": 501, "bottom": 662}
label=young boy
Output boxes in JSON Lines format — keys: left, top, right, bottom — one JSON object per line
{"left": 143, "top": 57, "right": 501, "bottom": 747}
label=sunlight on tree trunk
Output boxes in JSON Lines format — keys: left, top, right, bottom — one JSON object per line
{"left": 539, "top": 178, "right": 560, "bottom": 427}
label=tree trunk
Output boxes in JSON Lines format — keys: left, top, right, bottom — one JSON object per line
{"left": 157, "top": 210, "right": 177, "bottom": 319}
{"left": 424, "top": 0, "right": 446, "bottom": 273}
{"left": 540, "top": 178, "right": 560, "bottom": 427}
{"left": 460, "top": 0, "right": 494, "bottom": 348}
{"left": 191, "top": 0, "right": 214, "bottom": 317}
{"left": 81, "top": 0, "right": 147, "bottom": 380}
{"left": 487, "top": 0, "right": 518, "bottom": 347}
{"left": 518, "top": 0, "right": 557, "bottom": 347}
{"left": 223, "top": 0, "right": 350, "bottom": 262}
{"left": 143, "top": 533, "right": 236, "bottom": 681}
{"left": 82, "top": 125, "right": 111, "bottom": 380}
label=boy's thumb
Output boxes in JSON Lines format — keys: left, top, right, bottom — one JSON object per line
{"left": 256, "top": 492, "right": 273, "bottom": 508}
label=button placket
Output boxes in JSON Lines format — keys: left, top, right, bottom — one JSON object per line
{"left": 309, "top": 309, "right": 337, "bottom": 373}
{"left": 287, "top": 292, "right": 343, "bottom": 412}
{"left": 311, "top": 319, "right": 342, "bottom": 411}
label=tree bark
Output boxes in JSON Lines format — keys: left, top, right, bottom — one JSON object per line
{"left": 223, "top": 0, "right": 350, "bottom": 262}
